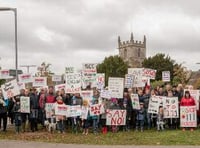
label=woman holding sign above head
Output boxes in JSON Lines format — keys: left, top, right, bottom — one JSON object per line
{"left": 180, "top": 91, "right": 196, "bottom": 131}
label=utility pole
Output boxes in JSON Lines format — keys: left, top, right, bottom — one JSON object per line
{"left": 20, "top": 65, "right": 36, "bottom": 73}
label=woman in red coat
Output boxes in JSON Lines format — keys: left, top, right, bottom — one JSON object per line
{"left": 180, "top": 90, "right": 196, "bottom": 131}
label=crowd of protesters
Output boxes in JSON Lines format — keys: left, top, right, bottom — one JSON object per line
{"left": 0, "top": 83, "right": 199, "bottom": 134}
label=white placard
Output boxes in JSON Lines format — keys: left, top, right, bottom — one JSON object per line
{"left": 90, "top": 104, "right": 105, "bottom": 116}
{"left": 18, "top": 73, "right": 33, "bottom": 83}
{"left": 163, "top": 97, "right": 179, "bottom": 118}
{"left": 130, "top": 94, "right": 140, "bottom": 110}
{"left": 33, "top": 77, "right": 47, "bottom": 87}
{"left": 128, "top": 68, "right": 145, "bottom": 87}
{"left": 20, "top": 96, "right": 30, "bottom": 113}
{"left": 106, "top": 109, "right": 127, "bottom": 125}
{"left": 100, "top": 89, "right": 111, "bottom": 99}
{"left": 65, "top": 73, "right": 81, "bottom": 93}
{"left": 108, "top": 77, "right": 124, "bottom": 98}
{"left": 55, "top": 83, "right": 65, "bottom": 91}
{"left": 66, "top": 105, "right": 82, "bottom": 117}
{"left": 180, "top": 106, "right": 197, "bottom": 127}
{"left": 52, "top": 75, "right": 62, "bottom": 82}
{"left": 162, "top": 71, "right": 170, "bottom": 82}
{"left": 1, "top": 79, "right": 20, "bottom": 98}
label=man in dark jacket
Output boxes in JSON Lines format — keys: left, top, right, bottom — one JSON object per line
{"left": 29, "top": 88, "right": 39, "bottom": 132}
{"left": 0, "top": 90, "right": 7, "bottom": 132}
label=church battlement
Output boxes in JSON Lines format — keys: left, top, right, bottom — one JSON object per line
{"left": 118, "top": 33, "right": 146, "bottom": 48}
{"left": 118, "top": 33, "right": 146, "bottom": 68}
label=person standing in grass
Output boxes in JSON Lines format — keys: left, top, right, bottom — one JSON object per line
{"left": 180, "top": 90, "right": 196, "bottom": 131}
{"left": 135, "top": 102, "right": 145, "bottom": 132}
{"left": 13, "top": 97, "right": 22, "bottom": 134}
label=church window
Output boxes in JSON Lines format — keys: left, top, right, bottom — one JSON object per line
{"left": 138, "top": 48, "right": 141, "bottom": 57}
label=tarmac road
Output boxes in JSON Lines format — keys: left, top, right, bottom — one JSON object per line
{"left": 0, "top": 140, "right": 199, "bottom": 148}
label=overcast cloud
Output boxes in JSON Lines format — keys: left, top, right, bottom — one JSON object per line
{"left": 0, "top": 0, "right": 200, "bottom": 74}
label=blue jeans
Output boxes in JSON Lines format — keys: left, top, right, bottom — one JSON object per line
{"left": 92, "top": 118, "right": 98, "bottom": 133}
{"left": 57, "top": 120, "right": 64, "bottom": 132}
{"left": 136, "top": 120, "right": 144, "bottom": 131}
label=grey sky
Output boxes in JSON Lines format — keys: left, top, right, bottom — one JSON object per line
{"left": 0, "top": 0, "right": 200, "bottom": 74}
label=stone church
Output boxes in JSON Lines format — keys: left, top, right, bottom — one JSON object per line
{"left": 118, "top": 33, "right": 146, "bottom": 68}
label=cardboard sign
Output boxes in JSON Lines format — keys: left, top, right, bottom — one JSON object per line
{"left": 108, "top": 77, "right": 124, "bottom": 98}
{"left": 143, "top": 68, "right": 156, "bottom": 80}
{"left": 184, "top": 89, "right": 199, "bottom": 110}
{"left": 52, "top": 75, "right": 62, "bottom": 82}
{"left": 45, "top": 103, "right": 54, "bottom": 118}
{"left": 54, "top": 103, "right": 68, "bottom": 116}
{"left": 1, "top": 79, "right": 20, "bottom": 98}
{"left": 128, "top": 68, "right": 145, "bottom": 87}
{"left": 180, "top": 106, "right": 197, "bottom": 127}
{"left": 65, "top": 67, "right": 75, "bottom": 74}
{"left": 0, "top": 69, "right": 12, "bottom": 79}
{"left": 130, "top": 94, "right": 140, "bottom": 110}
{"left": 124, "top": 74, "right": 134, "bottom": 88}
{"left": 80, "top": 90, "right": 93, "bottom": 105}
{"left": 20, "top": 96, "right": 30, "bottom": 113}
{"left": 163, "top": 97, "right": 179, "bottom": 118}
{"left": 106, "top": 109, "right": 127, "bottom": 125}
{"left": 96, "top": 73, "right": 105, "bottom": 90}
{"left": 33, "top": 77, "right": 47, "bottom": 87}
{"left": 18, "top": 73, "right": 33, "bottom": 83}
{"left": 162, "top": 71, "right": 170, "bottom": 82}
{"left": 66, "top": 105, "right": 82, "bottom": 117}
{"left": 65, "top": 73, "right": 81, "bottom": 93}
{"left": 18, "top": 82, "right": 25, "bottom": 90}
{"left": 82, "top": 63, "right": 97, "bottom": 74}
{"left": 148, "top": 96, "right": 164, "bottom": 114}
{"left": 90, "top": 104, "right": 105, "bottom": 116}
{"left": 81, "top": 106, "right": 89, "bottom": 120}
{"left": 100, "top": 89, "right": 111, "bottom": 99}
{"left": 55, "top": 84, "right": 65, "bottom": 91}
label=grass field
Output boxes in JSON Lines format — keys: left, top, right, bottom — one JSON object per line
{"left": 0, "top": 127, "right": 200, "bottom": 145}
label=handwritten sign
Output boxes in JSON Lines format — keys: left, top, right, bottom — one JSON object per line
{"left": 52, "top": 75, "right": 62, "bottom": 82}
{"left": 65, "top": 67, "right": 75, "bottom": 74}
{"left": 66, "top": 105, "right": 82, "bottom": 117}
{"left": 180, "top": 106, "right": 197, "bottom": 127}
{"left": 90, "top": 104, "right": 105, "bottom": 116}
{"left": 81, "top": 106, "right": 89, "bottom": 119}
{"left": 130, "top": 94, "right": 140, "bottom": 110}
{"left": 65, "top": 73, "right": 81, "bottom": 93}
{"left": 108, "top": 77, "right": 124, "bottom": 98}
{"left": 20, "top": 96, "right": 30, "bottom": 113}
{"left": 124, "top": 74, "right": 134, "bottom": 88}
{"left": 128, "top": 68, "right": 145, "bottom": 87}
{"left": 45, "top": 103, "right": 54, "bottom": 118}
{"left": 33, "top": 77, "right": 47, "bottom": 87}
{"left": 100, "top": 89, "right": 111, "bottom": 99}
{"left": 54, "top": 103, "right": 68, "bottom": 116}
{"left": 1, "top": 79, "right": 20, "bottom": 98}
{"left": 96, "top": 73, "right": 105, "bottom": 90}
{"left": 0, "top": 69, "right": 12, "bottom": 79}
{"left": 55, "top": 84, "right": 65, "bottom": 91}
{"left": 162, "top": 71, "right": 170, "bottom": 82}
{"left": 148, "top": 96, "right": 165, "bottom": 114}
{"left": 163, "top": 97, "right": 179, "bottom": 118}
{"left": 18, "top": 73, "right": 33, "bottom": 83}
{"left": 106, "top": 109, "right": 127, "bottom": 125}
{"left": 143, "top": 68, "right": 156, "bottom": 80}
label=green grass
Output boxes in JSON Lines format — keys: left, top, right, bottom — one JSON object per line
{"left": 1, "top": 128, "right": 200, "bottom": 145}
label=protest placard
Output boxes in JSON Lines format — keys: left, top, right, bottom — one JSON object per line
{"left": 33, "top": 77, "right": 47, "bottom": 87}
{"left": 143, "top": 68, "right": 156, "bottom": 80}
{"left": 18, "top": 73, "right": 33, "bottom": 83}
{"left": 66, "top": 105, "right": 82, "bottom": 117}
{"left": 0, "top": 69, "right": 12, "bottom": 79}
{"left": 162, "top": 71, "right": 170, "bottom": 82}
{"left": 108, "top": 77, "right": 124, "bottom": 98}
{"left": 45, "top": 103, "right": 54, "bottom": 118}
{"left": 130, "top": 94, "right": 140, "bottom": 110}
{"left": 81, "top": 106, "right": 89, "bottom": 120}
{"left": 180, "top": 106, "right": 197, "bottom": 127}
{"left": 52, "top": 75, "right": 62, "bottom": 82}
{"left": 163, "top": 97, "right": 179, "bottom": 118}
{"left": 124, "top": 74, "right": 134, "bottom": 88}
{"left": 54, "top": 103, "right": 68, "bottom": 116}
{"left": 80, "top": 90, "right": 93, "bottom": 105}
{"left": 90, "top": 104, "right": 105, "bottom": 116}
{"left": 148, "top": 96, "right": 165, "bottom": 114}
{"left": 1, "top": 79, "right": 20, "bottom": 98}
{"left": 100, "top": 89, "right": 111, "bottom": 99}
{"left": 18, "top": 82, "right": 25, "bottom": 90}
{"left": 128, "top": 68, "right": 145, "bottom": 87}
{"left": 65, "top": 73, "right": 81, "bottom": 93}
{"left": 55, "top": 84, "right": 65, "bottom": 91}
{"left": 65, "top": 67, "right": 75, "bottom": 74}
{"left": 96, "top": 73, "right": 105, "bottom": 90}
{"left": 20, "top": 96, "right": 30, "bottom": 113}
{"left": 106, "top": 109, "right": 127, "bottom": 125}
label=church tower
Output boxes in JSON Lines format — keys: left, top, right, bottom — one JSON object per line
{"left": 118, "top": 33, "right": 146, "bottom": 68}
